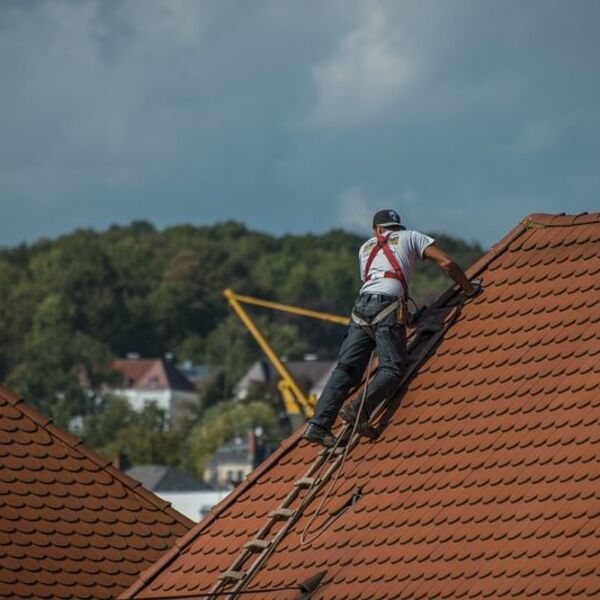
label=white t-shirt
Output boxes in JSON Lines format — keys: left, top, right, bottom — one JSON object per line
{"left": 358, "top": 229, "right": 435, "bottom": 297}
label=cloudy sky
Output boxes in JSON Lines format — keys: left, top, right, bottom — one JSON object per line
{"left": 1, "top": 0, "right": 599, "bottom": 247}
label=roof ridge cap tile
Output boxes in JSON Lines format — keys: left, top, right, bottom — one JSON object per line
{"left": 0, "top": 383, "right": 194, "bottom": 534}
{"left": 436, "top": 209, "right": 599, "bottom": 309}
{"left": 525, "top": 211, "right": 600, "bottom": 227}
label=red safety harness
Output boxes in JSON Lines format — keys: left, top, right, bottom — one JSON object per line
{"left": 363, "top": 233, "right": 409, "bottom": 298}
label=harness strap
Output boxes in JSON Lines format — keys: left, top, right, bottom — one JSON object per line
{"left": 351, "top": 297, "right": 403, "bottom": 329}
{"left": 363, "top": 235, "right": 384, "bottom": 282}
{"left": 364, "top": 233, "right": 409, "bottom": 298}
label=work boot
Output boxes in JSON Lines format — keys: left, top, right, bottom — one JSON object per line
{"left": 302, "top": 423, "right": 337, "bottom": 448}
{"left": 339, "top": 403, "right": 378, "bottom": 440}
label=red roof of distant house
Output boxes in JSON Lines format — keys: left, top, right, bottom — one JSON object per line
{"left": 0, "top": 384, "right": 193, "bottom": 600}
{"left": 110, "top": 358, "right": 195, "bottom": 392}
{"left": 121, "top": 212, "right": 600, "bottom": 599}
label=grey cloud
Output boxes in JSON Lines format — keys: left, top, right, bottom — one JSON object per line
{"left": 0, "top": 0, "right": 598, "bottom": 247}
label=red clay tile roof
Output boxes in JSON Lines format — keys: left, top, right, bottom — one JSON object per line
{"left": 120, "top": 212, "right": 600, "bottom": 599}
{"left": 0, "top": 384, "right": 193, "bottom": 600}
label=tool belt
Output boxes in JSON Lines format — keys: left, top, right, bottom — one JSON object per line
{"left": 351, "top": 296, "right": 407, "bottom": 329}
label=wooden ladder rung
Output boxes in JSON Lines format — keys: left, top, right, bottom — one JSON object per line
{"left": 320, "top": 446, "right": 345, "bottom": 457}
{"left": 268, "top": 508, "right": 294, "bottom": 520}
{"left": 244, "top": 539, "right": 271, "bottom": 551}
{"left": 294, "top": 476, "right": 316, "bottom": 487}
{"left": 219, "top": 570, "right": 245, "bottom": 581}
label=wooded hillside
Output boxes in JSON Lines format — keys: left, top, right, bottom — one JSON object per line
{"left": 0, "top": 221, "right": 482, "bottom": 472}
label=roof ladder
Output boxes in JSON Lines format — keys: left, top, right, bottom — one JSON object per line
{"left": 209, "top": 306, "right": 459, "bottom": 599}
{"left": 206, "top": 427, "right": 354, "bottom": 599}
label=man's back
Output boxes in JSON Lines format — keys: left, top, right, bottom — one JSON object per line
{"left": 358, "top": 229, "right": 434, "bottom": 297}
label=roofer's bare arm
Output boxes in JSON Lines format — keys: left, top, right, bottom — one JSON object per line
{"left": 423, "top": 244, "right": 475, "bottom": 295}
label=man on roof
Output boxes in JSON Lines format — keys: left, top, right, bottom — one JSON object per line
{"left": 303, "top": 209, "right": 480, "bottom": 447}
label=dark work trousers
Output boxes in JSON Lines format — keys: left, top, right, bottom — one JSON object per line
{"left": 310, "top": 293, "right": 407, "bottom": 431}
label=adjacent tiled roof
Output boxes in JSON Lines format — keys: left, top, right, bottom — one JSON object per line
{"left": 0, "top": 385, "right": 193, "bottom": 600}
{"left": 126, "top": 465, "right": 212, "bottom": 493}
{"left": 121, "top": 212, "right": 600, "bottom": 599}
{"left": 110, "top": 358, "right": 196, "bottom": 392}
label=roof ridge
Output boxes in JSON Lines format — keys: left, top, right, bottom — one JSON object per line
{"left": 524, "top": 210, "right": 600, "bottom": 227}
{"left": 424, "top": 218, "right": 529, "bottom": 312}
{"left": 0, "top": 384, "right": 193, "bottom": 531}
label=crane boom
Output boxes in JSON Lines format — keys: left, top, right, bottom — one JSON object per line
{"left": 223, "top": 288, "right": 348, "bottom": 419}
{"left": 226, "top": 291, "right": 350, "bottom": 326}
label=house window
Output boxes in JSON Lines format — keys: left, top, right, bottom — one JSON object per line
{"left": 226, "top": 469, "right": 245, "bottom": 483}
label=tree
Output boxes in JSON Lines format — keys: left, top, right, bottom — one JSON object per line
{"left": 80, "top": 396, "right": 190, "bottom": 468}
{"left": 7, "top": 294, "right": 112, "bottom": 425}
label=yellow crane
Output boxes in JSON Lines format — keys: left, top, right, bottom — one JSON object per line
{"left": 223, "top": 288, "right": 349, "bottom": 420}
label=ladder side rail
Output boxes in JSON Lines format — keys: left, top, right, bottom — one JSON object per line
{"left": 207, "top": 449, "right": 333, "bottom": 596}
{"left": 227, "top": 427, "right": 355, "bottom": 598}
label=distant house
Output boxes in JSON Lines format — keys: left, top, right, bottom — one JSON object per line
{"left": 234, "top": 357, "right": 335, "bottom": 402}
{"left": 107, "top": 357, "right": 198, "bottom": 425}
{"left": 125, "top": 464, "right": 229, "bottom": 522}
{"left": 203, "top": 430, "right": 269, "bottom": 489}
{"left": 177, "top": 360, "right": 214, "bottom": 388}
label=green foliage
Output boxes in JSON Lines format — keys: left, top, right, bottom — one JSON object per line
{"left": 0, "top": 219, "right": 483, "bottom": 471}
{"left": 80, "top": 395, "right": 188, "bottom": 467}
{"left": 187, "top": 400, "right": 278, "bottom": 479}
{"left": 79, "top": 395, "right": 139, "bottom": 448}
{"left": 6, "top": 292, "right": 113, "bottom": 425}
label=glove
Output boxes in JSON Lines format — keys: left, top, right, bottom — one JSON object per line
{"left": 465, "top": 279, "right": 482, "bottom": 298}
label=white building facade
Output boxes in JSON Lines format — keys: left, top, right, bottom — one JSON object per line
{"left": 107, "top": 357, "right": 198, "bottom": 426}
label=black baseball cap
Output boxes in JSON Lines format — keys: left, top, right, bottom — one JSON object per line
{"left": 372, "top": 209, "right": 402, "bottom": 229}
